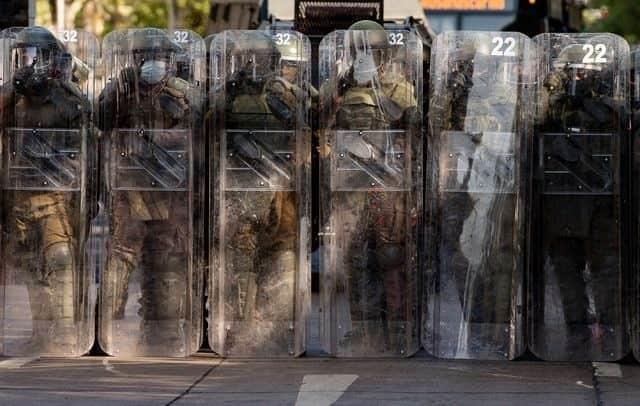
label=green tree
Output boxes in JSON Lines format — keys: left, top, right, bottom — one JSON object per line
{"left": 587, "top": 0, "right": 640, "bottom": 44}
{"left": 37, "top": 0, "right": 211, "bottom": 37}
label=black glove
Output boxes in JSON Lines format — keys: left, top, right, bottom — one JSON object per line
{"left": 14, "top": 66, "right": 46, "bottom": 95}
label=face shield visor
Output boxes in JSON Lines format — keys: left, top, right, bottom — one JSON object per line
{"left": 231, "top": 52, "right": 275, "bottom": 83}
{"left": 554, "top": 61, "right": 601, "bottom": 97}
{"left": 349, "top": 31, "right": 386, "bottom": 86}
{"left": 12, "top": 46, "right": 52, "bottom": 75}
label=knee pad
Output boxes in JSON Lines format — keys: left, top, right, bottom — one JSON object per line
{"left": 44, "top": 243, "right": 73, "bottom": 281}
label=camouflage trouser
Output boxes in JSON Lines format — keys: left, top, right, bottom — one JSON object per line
{"left": 341, "top": 191, "right": 409, "bottom": 347}
{"left": 224, "top": 191, "right": 297, "bottom": 353}
{"left": 104, "top": 191, "right": 188, "bottom": 331}
{"left": 226, "top": 191, "right": 296, "bottom": 318}
{"left": 9, "top": 192, "right": 76, "bottom": 344}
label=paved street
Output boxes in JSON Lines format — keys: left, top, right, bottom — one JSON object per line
{"left": 1, "top": 298, "right": 638, "bottom": 405}
{"left": 1, "top": 353, "right": 638, "bottom": 405}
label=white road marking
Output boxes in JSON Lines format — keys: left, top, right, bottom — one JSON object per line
{"left": 295, "top": 374, "right": 358, "bottom": 406}
{"left": 102, "top": 358, "right": 115, "bottom": 373}
{"left": 0, "top": 357, "right": 38, "bottom": 369}
{"left": 576, "top": 380, "right": 593, "bottom": 389}
{"left": 592, "top": 362, "right": 623, "bottom": 378}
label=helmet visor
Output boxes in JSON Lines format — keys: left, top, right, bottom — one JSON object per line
{"left": 133, "top": 50, "right": 175, "bottom": 67}
{"left": 13, "top": 46, "right": 49, "bottom": 70}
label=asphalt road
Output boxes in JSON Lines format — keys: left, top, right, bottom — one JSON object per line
{"left": 0, "top": 354, "right": 638, "bottom": 405}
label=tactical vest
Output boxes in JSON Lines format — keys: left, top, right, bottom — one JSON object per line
{"left": 336, "top": 86, "right": 390, "bottom": 131}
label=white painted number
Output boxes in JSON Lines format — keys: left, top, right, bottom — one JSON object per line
{"left": 582, "top": 43, "right": 608, "bottom": 64}
{"left": 491, "top": 37, "right": 516, "bottom": 57}
{"left": 174, "top": 31, "right": 189, "bottom": 43}
{"left": 61, "top": 30, "right": 78, "bottom": 43}
{"left": 388, "top": 33, "right": 404, "bottom": 46}
{"left": 274, "top": 33, "right": 291, "bottom": 45}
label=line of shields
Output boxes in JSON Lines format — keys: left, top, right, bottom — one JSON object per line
{"left": 1, "top": 25, "right": 640, "bottom": 362}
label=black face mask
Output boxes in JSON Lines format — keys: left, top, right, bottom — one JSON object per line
{"left": 567, "top": 69, "right": 596, "bottom": 99}
{"left": 14, "top": 65, "right": 49, "bottom": 96}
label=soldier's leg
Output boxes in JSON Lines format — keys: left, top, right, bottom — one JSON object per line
{"left": 549, "top": 236, "right": 590, "bottom": 350}
{"left": 251, "top": 191, "right": 298, "bottom": 350}
{"left": 372, "top": 192, "right": 408, "bottom": 351}
{"left": 588, "top": 199, "right": 622, "bottom": 353}
{"left": 226, "top": 192, "right": 271, "bottom": 322}
{"left": 378, "top": 243, "right": 406, "bottom": 351}
{"left": 11, "top": 196, "right": 46, "bottom": 328}
{"left": 106, "top": 193, "right": 145, "bottom": 320}
{"left": 441, "top": 192, "right": 473, "bottom": 315}
{"left": 139, "top": 197, "right": 189, "bottom": 347}
{"left": 253, "top": 249, "right": 296, "bottom": 351}
{"left": 26, "top": 194, "right": 76, "bottom": 350}
{"left": 481, "top": 196, "right": 517, "bottom": 348}
{"left": 345, "top": 192, "right": 379, "bottom": 343}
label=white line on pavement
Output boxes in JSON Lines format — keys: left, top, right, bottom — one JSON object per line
{"left": 592, "top": 362, "right": 623, "bottom": 378}
{"left": 295, "top": 374, "right": 359, "bottom": 406}
{"left": 102, "top": 358, "right": 115, "bottom": 373}
{"left": 576, "top": 380, "right": 594, "bottom": 389}
{"left": 0, "top": 357, "right": 38, "bottom": 369}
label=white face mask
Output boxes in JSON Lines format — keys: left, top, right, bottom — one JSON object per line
{"left": 140, "top": 60, "right": 168, "bottom": 85}
{"left": 353, "top": 52, "right": 378, "bottom": 85}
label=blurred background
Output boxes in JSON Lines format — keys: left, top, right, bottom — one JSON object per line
{"left": 0, "top": 0, "right": 638, "bottom": 41}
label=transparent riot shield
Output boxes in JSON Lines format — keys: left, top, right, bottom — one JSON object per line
{"left": 632, "top": 45, "right": 640, "bottom": 362}
{"left": 633, "top": 46, "right": 640, "bottom": 362}
{"left": 424, "top": 32, "right": 533, "bottom": 360}
{"left": 319, "top": 28, "right": 422, "bottom": 357}
{"left": 209, "top": 30, "right": 311, "bottom": 357}
{"left": 531, "top": 33, "right": 630, "bottom": 361}
{"left": 99, "top": 28, "right": 205, "bottom": 357}
{"left": 0, "top": 27, "right": 98, "bottom": 356}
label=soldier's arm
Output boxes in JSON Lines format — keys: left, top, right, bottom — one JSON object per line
{"left": 159, "top": 76, "right": 192, "bottom": 122}
{"left": 98, "top": 67, "right": 138, "bottom": 132}
{"left": 97, "top": 77, "right": 120, "bottom": 132}
{"left": 382, "top": 79, "right": 418, "bottom": 128}
{"left": 264, "top": 76, "right": 298, "bottom": 126}
{"left": 316, "top": 82, "right": 335, "bottom": 158}
{"left": 50, "top": 81, "right": 90, "bottom": 127}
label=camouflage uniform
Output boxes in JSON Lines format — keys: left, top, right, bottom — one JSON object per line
{"left": 0, "top": 27, "right": 91, "bottom": 352}
{"left": 218, "top": 32, "right": 307, "bottom": 353}
{"left": 98, "top": 29, "right": 196, "bottom": 348}
{"left": 329, "top": 21, "right": 418, "bottom": 350}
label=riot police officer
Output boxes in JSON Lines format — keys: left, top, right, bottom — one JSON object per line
{"left": 426, "top": 33, "right": 532, "bottom": 359}
{"left": 98, "top": 28, "right": 204, "bottom": 356}
{"left": 532, "top": 34, "right": 629, "bottom": 360}
{"left": 0, "top": 26, "right": 95, "bottom": 355}
{"left": 210, "top": 30, "right": 311, "bottom": 356}
{"left": 319, "top": 20, "right": 422, "bottom": 356}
